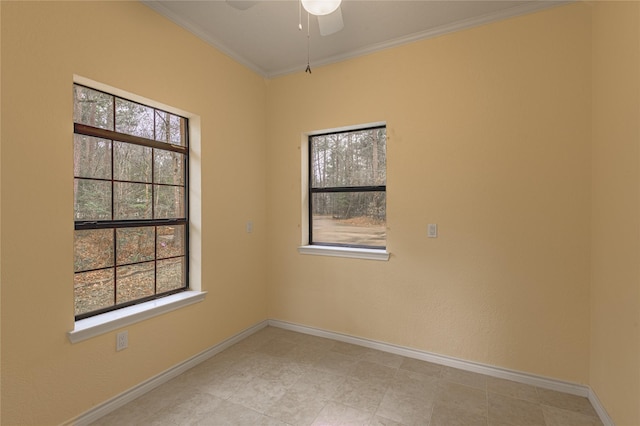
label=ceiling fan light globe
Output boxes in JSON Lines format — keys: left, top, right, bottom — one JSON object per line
{"left": 301, "top": 0, "right": 341, "bottom": 16}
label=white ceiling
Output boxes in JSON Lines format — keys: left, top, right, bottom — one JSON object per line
{"left": 142, "top": 0, "right": 566, "bottom": 78}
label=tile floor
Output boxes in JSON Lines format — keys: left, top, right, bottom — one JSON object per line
{"left": 92, "top": 326, "right": 603, "bottom": 426}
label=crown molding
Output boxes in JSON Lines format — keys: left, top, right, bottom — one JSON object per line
{"left": 141, "top": 0, "right": 270, "bottom": 77}
{"left": 269, "top": 1, "right": 571, "bottom": 78}
{"left": 143, "top": 1, "right": 571, "bottom": 79}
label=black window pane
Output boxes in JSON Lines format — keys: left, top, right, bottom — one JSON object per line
{"left": 114, "top": 142, "right": 152, "bottom": 183}
{"left": 312, "top": 192, "right": 386, "bottom": 247}
{"left": 114, "top": 182, "right": 152, "bottom": 220}
{"left": 115, "top": 98, "right": 154, "bottom": 139}
{"left": 74, "top": 179, "right": 111, "bottom": 221}
{"left": 157, "top": 225, "right": 185, "bottom": 259}
{"left": 157, "top": 257, "right": 185, "bottom": 293}
{"left": 73, "top": 86, "right": 114, "bottom": 130}
{"left": 74, "top": 269, "right": 114, "bottom": 316}
{"left": 154, "top": 150, "right": 184, "bottom": 185}
{"left": 73, "top": 84, "right": 189, "bottom": 319}
{"left": 155, "top": 111, "right": 187, "bottom": 146}
{"left": 74, "top": 135, "right": 111, "bottom": 180}
{"left": 74, "top": 229, "right": 114, "bottom": 272}
{"left": 116, "top": 262, "right": 154, "bottom": 304}
{"left": 154, "top": 186, "right": 184, "bottom": 219}
{"left": 311, "top": 128, "right": 386, "bottom": 188}
{"left": 116, "top": 227, "right": 155, "bottom": 265}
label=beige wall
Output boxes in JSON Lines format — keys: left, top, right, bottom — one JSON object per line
{"left": 591, "top": 2, "right": 640, "bottom": 425}
{"left": 266, "top": 2, "right": 592, "bottom": 384}
{"left": 0, "top": 1, "right": 3, "bottom": 424}
{"left": 2, "top": 1, "right": 640, "bottom": 424}
{"left": 0, "top": 1, "right": 267, "bottom": 424}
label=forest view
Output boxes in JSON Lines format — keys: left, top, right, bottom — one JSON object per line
{"left": 73, "top": 85, "right": 188, "bottom": 318}
{"left": 310, "top": 127, "right": 386, "bottom": 248}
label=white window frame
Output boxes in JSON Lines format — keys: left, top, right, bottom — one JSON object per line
{"left": 298, "top": 122, "right": 390, "bottom": 261}
{"left": 68, "top": 76, "right": 205, "bottom": 343}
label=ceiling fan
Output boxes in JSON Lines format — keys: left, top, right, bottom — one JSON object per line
{"left": 226, "top": 0, "right": 345, "bottom": 36}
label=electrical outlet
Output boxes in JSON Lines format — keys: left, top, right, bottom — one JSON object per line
{"left": 428, "top": 223, "right": 438, "bottom": 238}
{"left": 116, "top": 331, "right": 128, "bottom": 351}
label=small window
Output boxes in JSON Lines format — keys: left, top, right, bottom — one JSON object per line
{"left": 308, "top": 126, "right": 386, "bottom": 249}
{"left": 73, "top": 84, "right": 189, "bottom": 320}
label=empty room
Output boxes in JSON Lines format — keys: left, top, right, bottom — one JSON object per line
{"left": 1, "top": 0, "right": 639, "bottom": 425}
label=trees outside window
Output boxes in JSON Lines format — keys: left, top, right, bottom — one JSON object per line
{"left": 73, "top": 84, "right": 189, "bottom": 319}
{"left": 309, "top": 126, "right": 386, "bottom": 249}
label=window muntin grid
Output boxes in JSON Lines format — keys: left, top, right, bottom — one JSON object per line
{"left": 73, "top": 84, "right": 189, "bottom": 319}
{"left": 309, "top": 126, "right": 387, "bottom": 249}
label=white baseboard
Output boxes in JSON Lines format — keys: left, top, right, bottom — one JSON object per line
{"left": 269, "top": 319, "right": 614, "bottom": 425}
{"left": 64, "top": 318, "right": 614, "bottom": 426}
{"left": 268, "top": 319, "right": 588, "bottom": 396}
{"left": 588, "top": 387, "right": 615, "bottom": 426}
{"left": 63, "top": 320, "right": 269, "bottom": 426}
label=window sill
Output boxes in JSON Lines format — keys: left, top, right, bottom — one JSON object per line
{"left": 68, "top": 291, "right": 207, "bottom": 344}
{"left": 298, "top": 245, "right": 390, "bottom": 261}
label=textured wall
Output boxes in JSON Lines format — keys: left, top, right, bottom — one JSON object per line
{"left": 266, "top": 2, "right": 592, "bottom": 384}
{"left": 3, "top": 1, "right": 639, "bottom": 424}
{"left": 590, "top": 2, "right": 640, "bottom": 424}
{"left": 0, "top": 2, "right": 267, "bottom": 424}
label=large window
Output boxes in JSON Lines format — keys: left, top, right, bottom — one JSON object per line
{"left": 73, "top": 84, "right": 189, "bottom": 320}
{"left": 309, "top": 126, "right": 386, "bottom": 249}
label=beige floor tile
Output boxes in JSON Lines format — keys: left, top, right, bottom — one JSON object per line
{"left": 199, "top": 348, "right": 249, "bottom": 371}
{"left": 310, "top": 350, "right": 360, "bottom": 375}
{"left": 257, "top": 415, "right": 293, "bottom": 426}
{"left": 90, "top": 402, "right": 170, "bottom": 426}
{"left": 375, "top": 389, "right": 436, "bottom": 426}
{"left": 436, "top": 381, "right": 488, "bottom": 415}
{"left": 332, "top": 341, "right": 375, "bottom": 358}
{"left": 94, "top": 390, "right": 223, "bottom": 426}
{"left": 361, "top": 350, "right": 406, "bottom": 369}
{"left": 536, "top": 388, "right": 599, "bottom": 418}
{"left": 430, "top": 403, "right": 488, "bottom": 426}
{"left": 258, "top": 360, "right": 306, "bottom": 387}
{"left": 195, "top": 367, "right": 253, "bottom": 400}
{"left": 226, "top": 332, "right": 274, "bottom": 353}
{"left": 430, "top": 381, "right": 488, "bottom": 426}
{"left": 441, "top": 366, "right": 488, "bottom": 390}
{"left": 488, "top": 392, "right": 546, "bottom": 426}
{"left": 542, "top": 405, "right": 604, "bottom": 426}
{"left": 387, "top": 368, "right": 440, "bottom": 398}
{"left": 231, "top": 352, "right": 288, "bottom": 377}
{"left": 266, "top": 389, "right": 328, "bottom": 425}
{"left": 429, "top": 381, "right": 487, "bottom": 426}
{"left": 368, "top": 415, "right": 407, "bottom": 426}
{"left": 399, "top": 357, "right": 443, "bottom": 377}
{"left": 228, "top": 375, "right": 290, "bottom": 414}
{"left": 486, "top": 377, "right": 539, "bottom": 403}
{"left": 312, "top": 401, "right": 373, "bottom": 426}
{"left": 289, "top": 368, "right": 346, "bottom": 400}
{"left": 135, "top": 375, "right": 198, "bottom": 406}
{"left": 158, "top": 392, "right": 225, "bottom": 425}
{"left": 256, "top": 338, "right": 299, "bottom": 357}
{"left": 333, "top": 376, "right": 389, "bottom": 414}
{"left": 283, "top": 344, "right": 329, "bottom": 368}
{"left": 89, "top": 328, "right": 607, "bottom": 426}
{"left": 192, "top": 399, "right": 281, "bottom": 426}
{"left": 348, "top": 360, "right": 398, "bottom": 383}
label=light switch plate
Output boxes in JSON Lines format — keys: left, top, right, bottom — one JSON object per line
{"left": 428, "top": 224, "right": 438, "bottom": 238}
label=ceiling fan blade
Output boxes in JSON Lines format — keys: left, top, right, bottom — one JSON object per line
{"left": 226, "top": 0, "right": 258, "bottom": 11}
{"left": 318, "top": 6, "right": 344, "bottom": 36}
